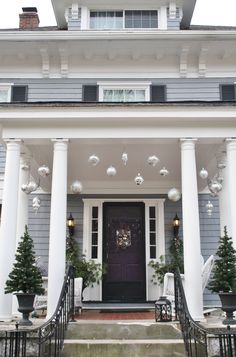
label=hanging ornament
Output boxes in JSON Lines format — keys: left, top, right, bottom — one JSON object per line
{"left": 168, "top": 188, "right": 181, "bottom": 202}
{"left": 206, "top": 201, "right": 213, "bottom": 216}
{"left": 70, "top": 180, "right": 83, "bottom": 194}
{"left": 27, "top": 181, "right": 38, "bottom": 193}
{"left": 208, "top": 179, "right": 222, "bottom": 196}
{"left": 147, "top": 155, "right": 160, "bottom": 167}
{"left": 88, "top": 154, "right": 100, "bottom": 166}
{"left": 159, "top": 167, "right": 169, "bottom": 176}
{"left": 134, "top": 173, "right": 144, "bottom": 185}
{"left": 21, "top": 163, "right": 30, "bottom": 171}
{"left": 38, "top": 165, "right": 50, "bottom": 177}
{"left": 199, "top": 168, "right": 208, "bottom": 179}
{"left": 32, "top": 196, "right": 41, "bottom": 213}
{"left": 107, "top": 166, "right": 117, "bottom": 176}
{"left": 122, "top": 152, "right": 128, "bottom": 166}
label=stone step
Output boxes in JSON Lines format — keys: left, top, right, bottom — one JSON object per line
{"left": 61, "top": 339, "right": 185, "bottom": 357}
{"left": 66, "top": 321, "right": 182, "bottom": 340}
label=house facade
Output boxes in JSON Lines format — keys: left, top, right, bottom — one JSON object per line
{"left": 0, "top": 0, "right": 235, "bottom": 321}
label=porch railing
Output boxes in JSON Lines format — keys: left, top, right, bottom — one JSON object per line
{"left": 174, "top": 269, "right": 236, "bottom": 357}
{"left": 0, "top": 265, "right": 75, "bottom": 357}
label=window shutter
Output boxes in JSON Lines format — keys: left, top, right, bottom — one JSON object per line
{"left": 12, "top": 86, "right": 28, "bottom": 102}
{"left": 83, "top": 85, "right": 98, "bottom": 102}
{"left": 221, "top": 85, "right": 235, "bottom": 101}
{"left": 151, "top": 85, "right": 166, "bottom": 102}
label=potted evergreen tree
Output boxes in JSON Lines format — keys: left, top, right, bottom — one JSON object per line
{"left": 5, "top": 226, "right": 44, "bottom": 326}
{"left": 208, "top": 226, "right": 236, "bottom": 325}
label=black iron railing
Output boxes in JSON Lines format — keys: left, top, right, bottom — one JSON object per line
{"left": 174, "top": 269, "right": 236, "bottom": 357}
{"left": 0, "top": 265, "right": 75, "bottom": 357}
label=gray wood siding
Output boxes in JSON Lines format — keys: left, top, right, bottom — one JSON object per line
{"left": 27, "top": 192, "right": 220, "bottom": 306}
{"left": 1, "top": 78, "right": 236, "bottom": 102}
{"left": 28, "top": 194, "right": 84, "bottom": 273}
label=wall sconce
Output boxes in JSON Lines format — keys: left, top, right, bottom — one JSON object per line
{"left": 67, "top": 213, "right": 75, "bottom": 237}
{"left": 173, "top": 213, "right": 180, "bottom": 237}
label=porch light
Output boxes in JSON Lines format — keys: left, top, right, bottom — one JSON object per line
{"left": 155, "top": 296, "right": 172, "bottom": 322}
{"left": 67, "top": 213, "right": 75, "bottom": 236}
{"left": 173, "top": 214, "right": 180, "bottom": 237}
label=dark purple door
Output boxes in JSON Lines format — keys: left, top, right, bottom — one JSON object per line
{"left": 103, "top": 203, "right": 146, "bottom": 302}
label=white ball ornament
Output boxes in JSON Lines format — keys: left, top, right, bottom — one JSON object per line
{"left": 134, "top": 173, "right": 144, "bottom": 185}
{"left": 70, "top": 180, "right": 83, "bottom": 194}
{"left": 199, "top": 168, "right": 208, "bottom": 179}
{"left": 88, "top": 155, "right": 100, "bottom": 166}
{"left": 168, "top": 188, "right": 181, "bottom": 202}
{"left": 147, "top": 155, "right": 160, "bottom": 167}
{"left": 38, "top": 165, "right": 50, "bottom": 177}
{"left": 107, "top": 166, "right": 117, "bottom": 176}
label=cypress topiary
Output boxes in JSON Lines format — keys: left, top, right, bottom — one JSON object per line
{"left": 208, "top": 226, "right": 236, "bottom": 293}
{"left": 5, "top": 225, "right": 44, "bottom": 295}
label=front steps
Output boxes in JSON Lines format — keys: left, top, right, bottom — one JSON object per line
{"left": 61, "top": 321, "right": 185, "bottom": 357}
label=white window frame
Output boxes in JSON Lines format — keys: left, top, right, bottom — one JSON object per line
{"left": 98, "top": 82, "right": 151, "bottom": 102}
{"left": 0, "top": 83, "right": 13, "bottom": 103}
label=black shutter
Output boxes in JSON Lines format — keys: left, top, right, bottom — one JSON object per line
{"left": 12, "top": 86, "right": 28, "bottom": 102}
{"left": 221, "top": 84, "right": 235, "bottom": 101}
{"left": 83, "top": 85, "right": 98, "bottom": 102}
{"left": 151, "top": 85, "right": 166, "bottom": 102}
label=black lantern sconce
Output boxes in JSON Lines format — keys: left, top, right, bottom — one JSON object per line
{"left": 67, "top": 213, "right": 75, "bottom": 237}
{"left": 155, "top": 296, "right": 172, "bottom": 322}
{"left": 173, "top": 213, "right": 180, "bottom": 237}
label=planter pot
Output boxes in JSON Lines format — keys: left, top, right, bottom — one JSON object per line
{"left": 15, "top": 293, "right": 35, "bottom": 326}
{"left": 219, "top": 292, "right": 236, "bottom": 325}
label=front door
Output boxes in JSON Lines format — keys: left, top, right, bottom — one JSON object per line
{"left": 103, "top": 202, "right": 146, "bottom": 302}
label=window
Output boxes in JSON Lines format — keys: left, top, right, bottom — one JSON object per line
{"left": 220, "top": 84, "right": 235, "bottom": 101}
{"left": 98, "top": 82, "right": 151, "bottom": 102}
{"left": 0, "top": 84, "right": 28, "bottom": 103}
{"left": 0, "top": 84, "right": 12, "bottom": 102}
{"left": 125, "top": 10, "right": 158, "bottom": 28}
{"left": 89, "top": 10, "right": 158, "bottom": 29}
{"left": 149, "top": 206, "right": 157, "bottom": 259}
{"left": 90, "top": 11, "right": 123, "bottom": 29}
{"left": 91, "top": 206, "right": 99, "bottom": 259}
{"left": 151, "top": 85, "right": 166, "bottom": 102}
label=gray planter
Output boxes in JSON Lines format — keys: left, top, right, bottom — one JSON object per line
{"left": 15, "top": 293, "right": 35, "bottom": 326}
{"left": 219, "top": 292, "right": 236, "bottom": 325}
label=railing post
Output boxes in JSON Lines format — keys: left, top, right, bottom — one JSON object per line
{"left": 70, "top": 266, "right": 76, "bottom": 322}
{"left": 174, "top": 271, "right": 178, "bottom": 321}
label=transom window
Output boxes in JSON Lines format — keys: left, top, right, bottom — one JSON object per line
{"left": 98, "top": 82, "right": 151, "bottom": 102}
{"left": 90, "top": 10, "right": 158, "bottom": 29}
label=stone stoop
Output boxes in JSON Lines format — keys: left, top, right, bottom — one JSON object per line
{"left": 61, "top": 321, "right": 186, "bottom": 357}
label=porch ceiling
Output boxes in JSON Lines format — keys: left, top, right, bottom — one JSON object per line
{"left": 26, "top": 138, "right": 221, "bottom": 194}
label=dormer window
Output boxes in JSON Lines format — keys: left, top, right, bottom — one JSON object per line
{"left": 90, "top": 10, "right": 158, "bottom": 30}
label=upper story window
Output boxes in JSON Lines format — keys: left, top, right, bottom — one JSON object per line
{"left": 83, "top": 84, "right": 166, "bottom": 103}
{"left": 90, "top": 10, "right": 158, "bottom": 30}
{"left": 125, "top": 11, "right": 158, "bottom": 28}
{"left": 98, "top": 82, "right": 151, "bottom": 102}
{"left": 90, "top": 11, "right": 123, "bottom": 29}
{"left": 0, "top": 84, "right": 28, "bottom": 103}
{"left": 0, "top": 84, "right": 12, "bottom": 102}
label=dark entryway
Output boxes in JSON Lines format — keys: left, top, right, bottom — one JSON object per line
{"left": 103, "top": 202, "right": 146, "bottom": 302}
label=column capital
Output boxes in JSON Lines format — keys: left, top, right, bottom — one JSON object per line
{"left": 3, "top": 138, "right": 22, "bottom": 143}
{"left": 180, "top": 138, "right": 198, "bottom": 143}
{"left": 51, "top": 138, "right": 69, "bottom": 143}
{"left": 225, "top": 138, "right": 236, "bottom": 146}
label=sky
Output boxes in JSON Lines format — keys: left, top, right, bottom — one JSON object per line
{"left": 0, "top": 0, "right": 236, "bottom": 28}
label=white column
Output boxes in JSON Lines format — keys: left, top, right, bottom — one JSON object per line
{"left": 219, "top": 152, "right": 231, "bottom": 236}
{"left": 225, "top": 138, "right": 236, "bottom": 249}
{"left": 0, "top": 140, "right": 21, "bottom": 320}
{"left": 47, "top": 139, "right": 68, "bottom": 318}
{"left": 181, "top": 138, "right": 203, "bottom": 320}
{"left": 12, "top": 156, "right": 30, "bottom": 316}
